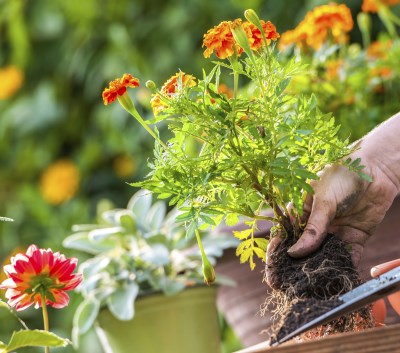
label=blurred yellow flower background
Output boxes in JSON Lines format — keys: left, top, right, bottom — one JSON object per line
{"left": 0, "top": 66, "right": 24, "bottom": 100}
{"left": 40, "top": 160, "right": 80, "bottom": 205}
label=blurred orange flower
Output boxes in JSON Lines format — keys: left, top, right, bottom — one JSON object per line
{"left": 362, "top": 0, "right": 400, "bottom": 13}
{"left": 150, "top": 72, "right": 196, "bottom": 116}
{"left": 0, "top": 66, "right": 24, "bottom": 100}
{"left": 305, "top": 4, "right": 353, "bottom": 49}
{"left": 0, "top": 245, "right": 82, "bottom": 311}
{"left": 325, "top": 59, "right": 343, "bottom": 81}
{"left": 102, "top": 73, "right": 140, "bottom": 105}
{"left": 40, "top": 159, "right": 80, "bottom": 205}
{"left": 370, "top": 66, "right": 393, "bottom": 79}
{"left": 366, "top": 40, "right": 393, "bottom": 59}
{"left": 280, "top": 4, "right": 353, "bottom": 51}
{"left": 279, "top": 26, "right": 308, "bottom": 51}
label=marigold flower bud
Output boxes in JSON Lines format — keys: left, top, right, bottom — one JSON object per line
{"left": 146, "top": 80, "right": 157, "bottom": 91}
{"left": 202, "top": 256, "right": 216, "bottom": 286}
{"left": 244, "top": 9, "right": 261, "bottom": 27}
{"left": 230, "top": 20, "right": 253, "bottom": 58}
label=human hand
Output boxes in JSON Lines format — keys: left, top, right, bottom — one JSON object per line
{"left": 285, "top": 114, "right": 400, "bottom": 265}
{"left": 284, "top": 155, "right": 399, "bottom": 265}
{"left": 371, "top": 259, "right": 400, "bottom": 316}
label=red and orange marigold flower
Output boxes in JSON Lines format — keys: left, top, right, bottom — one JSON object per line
{"left": 0, "top": 245, "right": 82, "bottom": 311}
{"left": 202, "top": 19, "right": 279, "bottom": 59}
{"left": 243, "top": 20, "right": 280, "bottom": 50}
{"left": 362, "top": 0, "right": 400, "bottom": 13}
{"left": 102, "top": 73, "right": 140, "bottom": 105}
{"left": 150, "top": 72, "right": 196, "bottom": 116}
{"left": 203, "top": 20, "right": 241, "bottom": 59}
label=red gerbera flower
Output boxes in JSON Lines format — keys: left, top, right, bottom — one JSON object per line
{"left": 0, "top": 245, "right": 82, "bottom": 311}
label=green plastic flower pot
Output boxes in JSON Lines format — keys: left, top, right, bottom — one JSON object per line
{"left": 96, "top": 286, "right": 221, "bottom": 353}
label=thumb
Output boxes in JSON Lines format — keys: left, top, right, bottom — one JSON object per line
{"left": 287, "top": 199, "right": 334, "bottom": 258}
{"left": 371, "top": 259, "right": 400, "bottom": 278}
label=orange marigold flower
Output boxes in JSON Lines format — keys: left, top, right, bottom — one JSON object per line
{"left": 244, "top": 20, "right": 280, "bottom": 50}
{"left": 150, "top": 94, "right": 166, "bottom": 116}
{"left": 102, "top": 73, "right": 140, "bottom": 105}
{"left": 160, "top": 71, "right": 196, "bottom": 94}
{"left": 0, "top": 245, "right": 82, "bottom": 311}
{"left": 40, "top": 159, "right": 80, "bottom": 205}
{"left": 203, "top": 20, "right": 243, "bottom": 59}
{"left": 0, "top": 66, "right": 24, "bottom": 100}
{"left": 203, "top": 19, "right": 279, "bottom": 58}
{"left": 151, "top": 72, "right": 196, "bottom": 116}
{"left": 362, "top": 0, "right": 400, "bottom": 13}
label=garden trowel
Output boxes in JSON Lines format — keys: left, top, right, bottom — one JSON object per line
{"left": 272, "top": 265, "right": 400, "bottom": 346}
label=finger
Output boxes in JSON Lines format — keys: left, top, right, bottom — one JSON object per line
{"left": 265, "top": 234, "right": 283, "bottom": 287}
{"left": 299, "top": 192, "right": 313, "bottom": 224}
{"left": 349, "top": 243, "right": 364, "bottom": 267}
{"left": 287, "top": 198, "right": 335, "bottom": 258}
{"left": 371, "top": 258, "right": 400, "bottom": 277}
{"left": 266, "top": 235, "right": 282, "bottom": 266}
{"left": 334, "top": 226, "right": 369, "bottom": 266}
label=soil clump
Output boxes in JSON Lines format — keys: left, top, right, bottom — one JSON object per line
{"left": 265, "top": 233, "right": 374, "bottom": 344}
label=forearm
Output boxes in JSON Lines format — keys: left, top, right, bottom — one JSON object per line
{"left": 352, "top": 112, "right": 400, "bottom": 194}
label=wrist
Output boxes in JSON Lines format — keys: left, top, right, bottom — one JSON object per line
{"left": 354, "top": 112, "right": 400, "bottom": 195}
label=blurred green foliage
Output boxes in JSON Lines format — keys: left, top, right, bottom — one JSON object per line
{"left": 0, "top": 0, "right": 319, "bottom": 253}
{"left": 0, "top": 0, "right": 399, "bottom": 352}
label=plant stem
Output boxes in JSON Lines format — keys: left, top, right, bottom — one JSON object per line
{"left": 195, "top": 228, "right": 206, "bottom": 258}
{"left": 131, "top": 107, "right": 168, "bottom": 149}
{"left": 118, "top": 94, "right": 168, "bottom": 149}
{"left": 41, "top": 293, "right": 50, "bottom": 353}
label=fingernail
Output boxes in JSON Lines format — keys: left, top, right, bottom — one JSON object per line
{"left": 370, "top": 266, "right": 379, "bottom": 277}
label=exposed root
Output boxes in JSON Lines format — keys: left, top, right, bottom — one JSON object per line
{"left": 264, "top": 233, "right": 374, "bottom": 344}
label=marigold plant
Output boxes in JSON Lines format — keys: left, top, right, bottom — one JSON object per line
{"left": 102, "top": 10, "right": 364, "bottom": 272}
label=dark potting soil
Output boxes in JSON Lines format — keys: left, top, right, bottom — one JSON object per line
{"left": 266, "top": 233, "right": 374, "bottom": 344}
